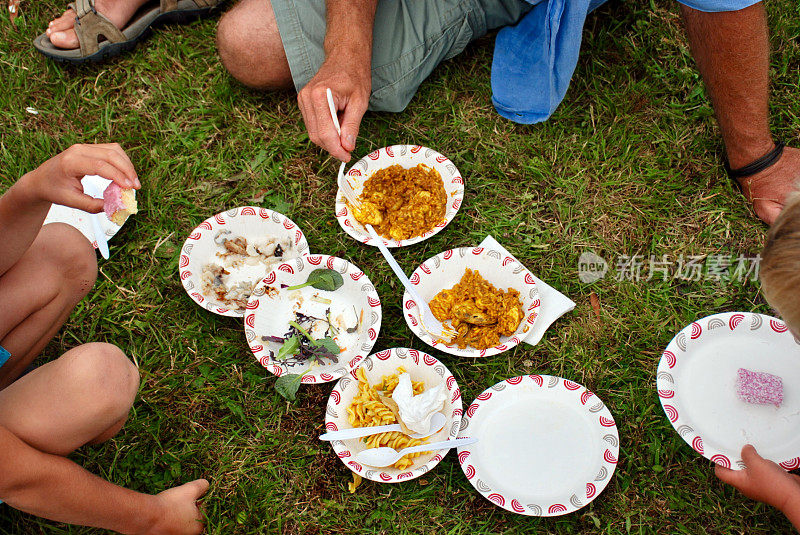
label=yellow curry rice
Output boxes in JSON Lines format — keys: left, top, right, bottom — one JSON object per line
{"left": 429, "top": 268, "right": 525, "bottom": 350}
{"left": 353, "top": 164, "right": 447, "bottom": 241}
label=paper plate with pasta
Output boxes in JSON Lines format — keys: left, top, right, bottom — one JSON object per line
{"left": 334, "top": 145, "right": 465, "bottom": 248}
{"left": 402, "top": 247, "right": 540, "bottom": 357}
{"left": 245, "top": 254, "right": 382, "bottom": 383}
{"left": 325, "top": 347, "right": 463, "bottom": 484}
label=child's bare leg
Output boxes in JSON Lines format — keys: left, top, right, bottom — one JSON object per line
{"left": 0, "top": 223, "right": 97, "bottom": 389}
{"left": 0, "top": 342, "right": 139, "bottom": 456}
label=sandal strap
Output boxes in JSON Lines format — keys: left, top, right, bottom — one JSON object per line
{"left": 724, "top": 140, "right": 785, "bottom": 180}
{"left": 160, "top": 0, "right": 218, "bottom": 13}
{"left": 72, "top": 0, "right": 126, "bottom": 56}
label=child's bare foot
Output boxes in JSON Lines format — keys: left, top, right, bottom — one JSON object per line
{"left": 45, "top": 0, "right": 149, "bottom": 49}
{"left": 737, "top": 145, "right": 800, "bottom": 225}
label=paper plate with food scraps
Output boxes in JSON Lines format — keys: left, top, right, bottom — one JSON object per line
{"left": 402, "top": 247, "right": 540, "bottom": 358}
{"left": 458, "top": 375, "right": 619, "bottom": 516}
{"left": 657, "top": 312, "right": 800, "bottom": 469}
{"left": 43, "top": 174, "right": 137, "bottom": 249}
{"left": 244, "top": 254, "right": 382, "bottom": 384}
{"left": 179, "top": 207, "right": 310, "bottom": 318}
{"left": 334, "top": 145, "right": 465, "bottom": 248}
{"left": 325, "top": 347, "right": 463, "bottom": 483}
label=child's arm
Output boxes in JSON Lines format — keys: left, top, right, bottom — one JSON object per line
{"left": 0, "top": 144, "right": 139, "bottom": 276}
{"left": 0, "top": 424, "right": 207, "bottom": 534}
{"left": 715, "top": 444, "right": 800, "bottom": 529}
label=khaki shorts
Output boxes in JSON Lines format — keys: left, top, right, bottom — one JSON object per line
{"left": 272, "top": 0, "right": 533, "bottom": 112}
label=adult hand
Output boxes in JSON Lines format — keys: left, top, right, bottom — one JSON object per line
{"left": 738, "top": 146, "right": 800, "bottom": 225}
{"left": 715, "top": 444, "right": 800, "bottom": 512}
{"left": 22, "top": 143, "right": 140, "bottom": 214}
{"left": 145, "top": 479, "right": 209, "bottom": 535}
{"left": 297, "top": 56, "right": 371, "bottom": 163}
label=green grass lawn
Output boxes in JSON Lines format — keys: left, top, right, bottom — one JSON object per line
{"left": 2, "top": 0, "right": 799, "bottom": 533}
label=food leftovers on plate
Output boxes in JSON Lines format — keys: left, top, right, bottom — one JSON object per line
{"left": 347, "top": 367, "right": 437, "bottom": 471}
{"left": 264, "top": 269, "right": 360, "bottom": 364}
{"left": 201, "top": 230, "right": 296, "bottom": 312}
{"left": 429, "top": 268, "right": 524, "bottom": 350}
{"left": 352, "top": 164, "right": 446, "bottom": 241}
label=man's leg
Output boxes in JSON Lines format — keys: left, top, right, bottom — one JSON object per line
{"left": 0, "top": 223, "right": 97, "bottom": 389}
{"left": 0, "top": 343, "right": 140, "bottom": 456}
{"left": 681, "top": 3, "right": 800, "bottom": 224}
{"left": 216, "top": 0, "right": 293, "bottom": 89}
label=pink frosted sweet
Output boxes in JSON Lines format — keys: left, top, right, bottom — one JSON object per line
{"left": 103, "top": 182, "right": 137, "bottom": 225}
{"left": 736, "top": 368, "right": 783, "bottom": 407}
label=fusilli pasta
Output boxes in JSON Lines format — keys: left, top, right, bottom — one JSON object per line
{"left": 346, "top": 367, "right": 429, "bottom": 470}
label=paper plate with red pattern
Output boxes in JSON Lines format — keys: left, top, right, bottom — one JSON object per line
{"left": 244, "top": 254, "right": 381, "bottom": 382}
{"left": 402, "top": 247, "right": 540, "bottom": 357}
{"left": 657, "top": 312, "right": 800, "bottom": 470}
{"left": 334, "top": 145, "right": 465, "bottom": 248}
{"left": 457, "top": 375, "right": 619, "bottom": 516}
{"left": 325, "top": 347, "right": 462, "bottom": 482}
{"left": 179, "top": 207, "right": 310, "bottom": 318}
{"left": 43, "top": 175, "right": 135, "bottom": 250}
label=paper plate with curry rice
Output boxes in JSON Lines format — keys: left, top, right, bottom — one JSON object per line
{"left": 179, "top": 207, "right": 310, "bottom": 317}
{"left": 245, "top": 254, "right": 382, "bottom": 383}
{"left": 335, "top": 145, "right": 465, "bottom": 248}
{"left": 325, "top": 347, "right": 463, "bottom": 484}
{"left": 402, "top": 247, "right": 541, "bottom": 358}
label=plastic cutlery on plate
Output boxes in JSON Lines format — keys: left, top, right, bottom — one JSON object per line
{"left": 319, "top": 412, "right": 447, "bottom": 442}
{"left": 365, "top": 224, "right": 457, "bottom": 341}
{"left": 81, "top": 179, "right": 110, "bottom": 259}
{"left": 325, "top": 88, "right": 361, "bottom": 208}
{"left": 356, "top": 437, "right": 478, "bottom": 468}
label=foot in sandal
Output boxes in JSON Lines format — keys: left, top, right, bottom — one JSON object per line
{"left": 45, "top": 0, "right": 148, "bottom": 50}
{"left": 33, "top": 0, "right": 224, "bottom": 64}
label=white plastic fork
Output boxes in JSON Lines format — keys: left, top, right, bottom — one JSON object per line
{"left": 325, "top": 88, "right": 361, "bottom": 209}
{"left": 365, "top": 224, "right": 457, "bottom": 342}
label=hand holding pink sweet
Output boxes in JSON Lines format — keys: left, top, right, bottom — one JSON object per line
{"left": 21, "top": 143, "right": 139, "bottom": 214}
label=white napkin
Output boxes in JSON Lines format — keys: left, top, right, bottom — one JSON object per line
{"left": 391, "top": 373, "right": 446, "bottom": 434}
{"left": 43, "top": 175, "right": 126, "bottom": 249}
{"left": 479, "top": 235, "right": 575, "bottom": 346}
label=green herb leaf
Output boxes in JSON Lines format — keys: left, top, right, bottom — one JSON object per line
{"left": 276, "top": 335, "right": 300, "bottom": 361}
{"left": 275, "top": 373, "right": 303, "bottom": 401}
{"left": 286, "top": 269, "right": 344, "bottom": 292}
{"left": 316, "top": 336, "right": 341, "bottom": 355}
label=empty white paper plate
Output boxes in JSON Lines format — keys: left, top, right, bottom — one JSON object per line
{"left": 457, "top": 375, "right": 619, "bottom": 516}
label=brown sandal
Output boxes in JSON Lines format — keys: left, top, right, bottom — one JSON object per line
{"left": 33, "top": 0, "right": 224, "bottom": 64}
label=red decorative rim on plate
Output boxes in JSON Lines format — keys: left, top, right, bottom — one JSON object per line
{"left": 657, "top": 312, "right": 800, "bottom": 469}
{"left": 179, "top": 206, "right": 310, "bottom": 317}
{"left": 325, "top": 347, "right": 462, "bottom": 482}
{"left": 402, "top": 247, "right": 540, "bottom": 357}
{"left": 458, "top": 375, "right": 619, "bottom": 516}
{"left": 244, "top": 255, "right": 381, "bottom": 383}
{"left": 334, "top": 145, "right": 465, "bottom": 248}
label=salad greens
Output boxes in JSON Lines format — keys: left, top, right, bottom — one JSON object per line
{"left": 266, "top": 312, "right": 343, "bottom": 401}
{"left": 286, "top": 268, "right": 344, "bottom": 292}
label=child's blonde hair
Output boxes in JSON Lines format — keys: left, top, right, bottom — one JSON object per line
{"left": 761, "top": 192, "right": 800, "bottom": 333}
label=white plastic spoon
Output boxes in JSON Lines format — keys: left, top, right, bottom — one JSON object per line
{"left": 356, "top": 436, "right": 478, "bottom": 468}
{"left": 319, "top": 412, "right": 447, "bottom": 442}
